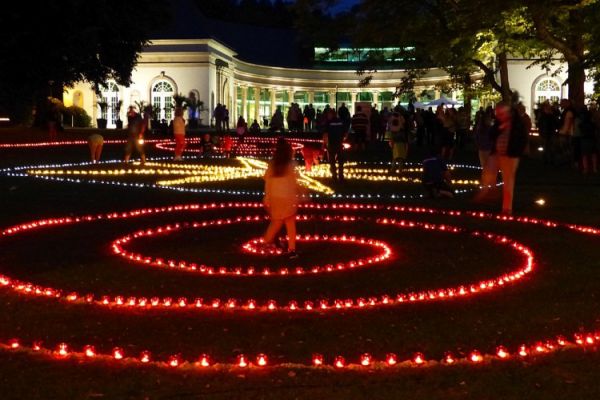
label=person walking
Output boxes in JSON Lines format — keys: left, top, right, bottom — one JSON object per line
{"left": 87, "top": 133, "right": 104, "bottom": 163}
{"left": 482, "top": 102, "right": 528, "bottom": 215}
{"left": 351, "top": 105, "right": 369, "bottom": 152}
{"left": 387, "top": 111, "right": 408, "bottom": 173}
{"left": 537, "top": 102, "right": 558, "bottom": 165}
{"left": 325, "top": 110, "right": 347, "bottom": 182}
{"left": 173, "top": 107, "right": 186, "bottom": 160}
{"left": 262, "top": 139, "right": 305, "bottom": 258}
{"left": 124, "top": 106, "right": 147, "bottom": 164}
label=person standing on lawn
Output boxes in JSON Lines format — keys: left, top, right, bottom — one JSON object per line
{"left": 262, "top": 139, "right": 306, "bottom": 259}
{"left": 172, "top": 107, "right": 186, "bottom": 160}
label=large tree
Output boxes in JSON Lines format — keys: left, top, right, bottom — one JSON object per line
{"left": 523, "top": 0, "right": 600, "bottom": 107}
{"left": 351, "top": 0, "right": 545, "bottom": 103}
{"left": 0, "top": 0, "right": 168, "bottom": 124}
{"left": 297, "top": 0, "right": 600, "bottom": 107}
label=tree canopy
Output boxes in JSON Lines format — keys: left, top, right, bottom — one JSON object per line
{"left": 298, "top": 0, "right": 600, "bottom": 107}
{"left": 0, "top": 0, "right": 169, "bottom": 124}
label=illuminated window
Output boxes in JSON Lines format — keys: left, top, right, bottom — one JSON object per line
{"left": 314, "top": 47, "right": 411, "bottom": 63}
{"left": 152, "top": 80, "right": 175, "bottom": 121}
{"left": 100, "top": 82, "right": 120, "bottom": 126}
{"left": 534, "top": 78, "right": 561, "bottom": 105}
{"left": 314, "top": 92, "right": 330, "bottom": 111}
{"left": 357, "top": 92, "right": 373, "bottom": 102}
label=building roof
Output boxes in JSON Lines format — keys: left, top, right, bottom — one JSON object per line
{"left": 152, "top": 0, "right": 309, "bottom": 68}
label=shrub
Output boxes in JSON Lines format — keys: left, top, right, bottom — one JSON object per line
{"left": 64, "top": 106, "right": 92, "bottom": 128}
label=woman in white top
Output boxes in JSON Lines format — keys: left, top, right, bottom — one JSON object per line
{"left": 262, "top": 139, "right": 304, "bottom": 258}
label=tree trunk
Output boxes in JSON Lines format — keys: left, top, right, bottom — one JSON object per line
{"left": 498, "top": 52, "right": 512, "bottom": 103}
{"left": 566, "top": 34, "right": 586, "bottom": 109}
{"left": 565, "top": 11, "right": 586, "bottom": 109}
{"left": 568, "top": 62, "right": 586, "bottom": 108}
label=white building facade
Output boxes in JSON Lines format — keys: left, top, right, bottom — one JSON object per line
{"left": 507, "top": 57, "right": 595, "bottom": 118}
{"left": 64, "top": 39, "right": 595, "bottom": 129}
{"left": 64, "top": 37, "right": 481, "bottom": 128}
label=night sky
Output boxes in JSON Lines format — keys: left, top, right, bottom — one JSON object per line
{"left": 330, "top": 0, "right": 361, "bottom": 13}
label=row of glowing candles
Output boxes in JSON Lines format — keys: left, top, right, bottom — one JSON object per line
{"left": 0, "top": 202, "right": 534, "bottom": 311}
{"left": 2, "top": 332, "right": 599, "bottom": 369}
{"left": 4, "top": 158, "right": 485, "bottom": 199}
{"left": 112, "top": 214, "right": 392, "bottom": 276}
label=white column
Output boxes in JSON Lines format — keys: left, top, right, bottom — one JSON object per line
{"left": 229, "top": 80, "right": 235, "bottom": 119}
{"left": 434, "top": 89, "right": 441, "bottom": 100}
{"left": 308, "top": 91, "right": 315, "bottom": 105}
{"left": 231, "top": 85, "right": 237, "bottom": 123}
{"left": 373, "top": 91, "right": 379, "bottom": 108}
{"left": 241, "top": 87, "right": 247, "bottom": 120}
{"left": 451, "top": 90, "right": 457, "bottom": 102}
{"left": 287, "top": 89, "right": 295, "bottom": 105}
{"left": 270, "top": 89, "right": 276, "bottom": 116}
{"left": 350, "top": 92, "right": 358, "bottom": 114}
{"left": 328, "top": 90, "right": 336, "bottom": 108}
{"left": 254, "top": 87, "right": 261, "bottom": 123}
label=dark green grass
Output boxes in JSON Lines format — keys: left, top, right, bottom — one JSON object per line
{"left": 0, "top": 141, "right": 600, "bottom": 399}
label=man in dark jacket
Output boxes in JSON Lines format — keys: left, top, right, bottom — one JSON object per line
{"left": 351, "top": 105, "right": 369, "bottom": 152}
{"left": 326, "top": 110, "right": 347, "bottom": 182}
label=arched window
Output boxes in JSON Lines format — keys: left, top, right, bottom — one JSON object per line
{"left": 100, "top": 82, "right": 120, "bottom": 126}
{"left": 534, "top": 78, "right": 561, "bottom": 104}
{"left": 152, "top": 80, "right": 175, "bottom": 121}
{"left": 72, "top": 91, "right": 83, "bottom": 108}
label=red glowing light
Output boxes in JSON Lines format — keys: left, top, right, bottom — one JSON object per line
{"left": 8, "top": 339, "right": 20, "bottom": 349}
{"left": 360, "top": 353, "right": 372, "bottom": 366}
{"left": 168, "top": 355, "right": 181, "bottom": 367}
{"left": 312, "top": 353, "right": 324, "bottom": 366}
{"left": 386, "top": 353, "right": 398, "bottom": 366}
{"left": 518, "top": 345, "right": 528, "bottom": 357}
{"left": 496, "top": 346, "right": 509, "bottom": 359}
{"left": 413, "top": 352, "right": 425, "bottom": 365}
{"left": 237, "top": 354, "right": 248, "bottom": 367}
{"left": 256, "top": 354, "right": 268, "bottom": 366}
{"left": 56, "top": 343, "right": 69, "bottom": 357}
{"left": 557, "top": 336, "right": 567, "bottom": 346}
{"left": 443, "top": 352, "right": 455, "bottom": 364}
{"left": 198, "top": 354, "right": 211, "bottom": 367}
{"left": 469, "top": 350, "right": 483, "bottom": 363}
{"left": 585, "top": 335, "right": 595, "bottom": 345}
{"left": 113, "top": 347, "right": 124, "bottom": 360}
{"left": 83, "top": 345, "right": 96, "bottom": 357}
{"left": 334, "top": 356, "right": 346, "bottom": 368}
{"left": 140, "top": 351, "right": 151, "bottom": 363}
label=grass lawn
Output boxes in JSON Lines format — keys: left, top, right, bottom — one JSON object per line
{"left": 0, "top": 134, "right": 599, "bottom": 399}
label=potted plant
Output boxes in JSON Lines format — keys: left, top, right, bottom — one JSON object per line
{"left": 173, "top": 93, "right": 188, "bottom": 109}
{"left": 134, "top": 100, "right": 146, "bottom": 115}
{"left": 96, "top": 100, "right": 108, "bottom": 129}
{"left": 114, "top": 100, "right": 124, "bottom": 129}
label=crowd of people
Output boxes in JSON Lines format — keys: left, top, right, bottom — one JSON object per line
{"left": 534, "top": 99, "right": 600, "bottom": 174}
{"left": 85, "top": 97, "right": 600, "bottom": 222}
{"left": 79, "top": 96, "right": 600, "bottom": 256}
